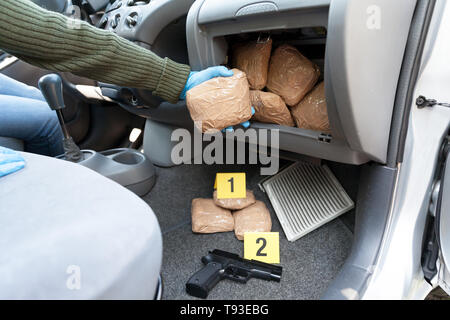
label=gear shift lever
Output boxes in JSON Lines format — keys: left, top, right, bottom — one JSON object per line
{"left": 38, "top": 74, "right": 84, "bottom": 162}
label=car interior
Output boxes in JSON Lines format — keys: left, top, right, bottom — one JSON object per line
{"left": 0, "top": 0, "right": 435, "bottom": 299}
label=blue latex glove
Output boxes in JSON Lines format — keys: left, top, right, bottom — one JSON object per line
{"left": 222, "top": 106, "right": 256, "bottom": 132}
{"left": 0, "top": 146, "right": 26, "bottom": 178}
{"left": 180, "top": 66, "right": 234, "bottom": 100}
{"left": 180, "top": 66, "right": 254, "bottom": 130}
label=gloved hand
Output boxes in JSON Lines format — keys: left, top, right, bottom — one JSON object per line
{"left": 179, "top": 66, "right": 234, "bottom": 100}
{"left": 180, "top": 66, "right": 254, "bottom": 131}
{"left": 0, "top": 146, "right": 26, "bottom": 178}
{"left": 222, "top": 106, "right": 256, "bottom": 132}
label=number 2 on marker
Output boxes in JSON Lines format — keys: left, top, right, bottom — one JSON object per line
{"left": 244, "top": 232, "right": 280, "bottom": 264}
{"left": 256, "top": 238, "right": 267, "bottom": 257}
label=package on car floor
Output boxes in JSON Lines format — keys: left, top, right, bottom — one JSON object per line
{"left": 266, "top": 44, "right": 320, "bottom": 107}
{"left": 290, "top": 82, "right": 330, "bottom": 133}
{"left": 213, "top": 189, "right": 256, "bottom": 210}
{"left": 250, "top": 90, "right": 295, "bottom": 127}
{"left": 191, "top": 198, "right": 234, "bottom": 233}
{"left": 186, "top": 68, "right": 253, "bottom": 133}
{"left": 231, "top": 39, "right": 272, "bottom": 90}
{"left": 233, "top": 201, "right": 272, "bottom": 241}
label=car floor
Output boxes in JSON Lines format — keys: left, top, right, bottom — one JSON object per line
{"left": 142, "top": 160, "right": 359, "bottom": 300}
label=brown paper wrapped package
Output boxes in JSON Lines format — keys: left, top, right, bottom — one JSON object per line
{"left": 266, "top": 44, "right": 320, "bottom": 107}
{"left": 290, "top": 82, "right": 330, "bottom": 133}
{"left": 232, "top": 39, "right": 272, "bottom": 90}
{"left": 191, "top": 198, "right": 234, "bottom": 234}
{"left": 233, "top": 201, "right": 272, "bottom": 241}
{"left": 213, "top": 189, "right": 256, "bottom": 210}
{"left": 250, "top": 90, "right": 295, "bottom": 127}
{"left": 186, "top": 69, "right": 252, "bottom": 133}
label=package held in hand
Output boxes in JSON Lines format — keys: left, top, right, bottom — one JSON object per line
{"left": 267, "top": 44, "right": 320, "bottom": 107}
{"left": 250, "top": 90, "right": 295, "bottom": 127}
{"left": 186, "top": 69, "right": 253, "bottom": 133}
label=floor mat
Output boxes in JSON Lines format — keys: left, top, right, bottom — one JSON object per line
{"left": 142, "top": 162, "right": 354, "bottom": 300}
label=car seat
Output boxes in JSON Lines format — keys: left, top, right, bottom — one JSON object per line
{"left": 0, "top": 151, "right": 162, "bottom": 299}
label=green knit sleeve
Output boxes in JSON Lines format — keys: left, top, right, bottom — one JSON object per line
{"left": 0, "top": 0, "right": 190, "bottom": 103}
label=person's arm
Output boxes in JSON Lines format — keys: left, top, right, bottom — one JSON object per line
{"left": 0, "top": 0, "right": 190, "bottom": 103}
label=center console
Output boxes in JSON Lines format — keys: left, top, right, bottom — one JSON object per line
{"left": 39, "top": 74, "right": 156, "bottom": 196}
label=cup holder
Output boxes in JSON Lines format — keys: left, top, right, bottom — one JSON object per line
{"left": 75, "top": 147, "right": 156, "bottom": 196}
{"left": 112, "top": 152, "right": 145, "bottom": 165}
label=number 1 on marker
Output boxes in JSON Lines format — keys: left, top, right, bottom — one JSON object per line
{"left": 228, "top": 177, "right": 234, "bottom": 193}
{"left": 216, "top": 173, "right": 246, "bottom": 199}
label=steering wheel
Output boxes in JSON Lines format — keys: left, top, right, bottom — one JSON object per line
{"left": 30, "top": 0, "right": 73, "bottom": 13}
{"left": 31, "top": 0, "right": 111, "bottom": 14}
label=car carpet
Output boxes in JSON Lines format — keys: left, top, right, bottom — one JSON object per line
{"left": 142, "top": 162, "right": 355, "bottom": 300}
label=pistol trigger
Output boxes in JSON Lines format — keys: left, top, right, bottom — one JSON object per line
{"left": 224, "top": 266, "right": 250, "bottom": 283}
{"left": 236, "top": 273, "right": 251, "bottom": 283}
{"left": 241, "top": 273, "right": 251, "bottom": 283}
{"left": 228, "top": 274, "right": 248, "bottom": 283}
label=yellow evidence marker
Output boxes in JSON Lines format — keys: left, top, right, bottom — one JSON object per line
{"left": 215, "top": 172, "right": 246, "bottom": 199}
{"left": 244, "top": 232, "right": 280, "bottom": 264}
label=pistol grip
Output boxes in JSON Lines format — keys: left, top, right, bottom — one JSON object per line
{"left": 186, "top": 262, "right": 223, "bottom": 299}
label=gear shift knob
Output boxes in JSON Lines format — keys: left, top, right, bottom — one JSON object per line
{"left": 38, "top": 74, "right": 84, "bottom": 162}
{"left": 38, "top": 74, "right": 65, "bottom": 111}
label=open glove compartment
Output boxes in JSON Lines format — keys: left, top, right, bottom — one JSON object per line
{"left": 186, "top": 0, "right": 417, "bottom": 164}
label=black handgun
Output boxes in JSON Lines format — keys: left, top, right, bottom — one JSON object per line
{"left": 186, "top": 249, "right": 282, "bottom": 299}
